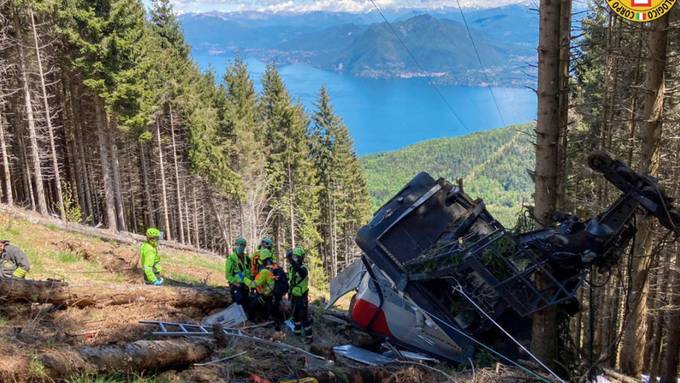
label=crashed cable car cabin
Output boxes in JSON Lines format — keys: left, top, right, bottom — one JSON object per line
{"left": 339, "top": 152, "right": 679, "bottom": 363}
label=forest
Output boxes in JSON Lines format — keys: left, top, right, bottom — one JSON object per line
{"left": 0, "top": 0, "right": 679, "bottom": 381}
{"left": 362, "top": 123, "right": 534, "bottom": 225}
{"left": 530, "top": 1, "right": 680, "bottom": 381}
{"left": 0, "top": 0, "right": 370, "bottom": 286}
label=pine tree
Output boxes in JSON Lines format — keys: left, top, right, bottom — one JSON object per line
{"left": 260, "top": 64, "right": 321, "bottom": 276}
{"left": 311, "top": 87, "right": 370, "bottom": 277}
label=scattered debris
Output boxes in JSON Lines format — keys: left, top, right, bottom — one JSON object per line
{"left": 202, "top": 303, "right": 247, "bottom": 328}
{"left": 333, "top": 344, "right": 395, "bottom": 366}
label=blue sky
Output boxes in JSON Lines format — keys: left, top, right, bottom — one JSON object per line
{"left": 148, "top": 0, "right": 530, "bottom": 14}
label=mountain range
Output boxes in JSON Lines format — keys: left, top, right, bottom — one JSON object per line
{"left": 179, "top": 5, "right": 538, "bottom": 87}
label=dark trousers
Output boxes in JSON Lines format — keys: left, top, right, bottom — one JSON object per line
{"left": 247, "top": 294, "right": 275, "bottom": 322}
{"left": 272, "top": 293, "right": 286, "bottom": 325}
{"left": 230, "top": 284, "right": 250, "bottom": 307}
{"left": 291, "top": 292, "right": 312, "bottom": 342}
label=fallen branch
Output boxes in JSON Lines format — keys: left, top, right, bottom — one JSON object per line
{"left": 39, "top": 339, "right": 214, "bottom": 378}
{"left": 602, "top": 368, "right": 640, "bottom": 383}
{"left": 193, "top": 351, "right": 248, "bottom": 366}
{"left": 0, "top": 278, "right": 231, "bottom": 309}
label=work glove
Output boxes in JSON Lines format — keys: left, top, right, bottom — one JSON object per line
{"left": 291, "top": 286, "right": 302, "bottom": 296}
{"left": 153, "top": 278, "right": 163, "bottom": 286}
{"left": 12, "top": 267, "right": 27, "bottom": 279}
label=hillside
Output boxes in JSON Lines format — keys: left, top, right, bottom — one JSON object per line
{"left": 0, "top": 211, "right": 532, "bottom": 382}
{"left": 180, "top": 5, "right": 537, "bottom": 86}
{"left": 361, "top": 124, "right": 535, "bottom": 226}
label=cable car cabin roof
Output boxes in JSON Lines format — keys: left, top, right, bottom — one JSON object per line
{"left": 356, "top": 172, "right": 503, "bottom": 288}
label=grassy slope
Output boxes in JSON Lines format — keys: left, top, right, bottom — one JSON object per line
{"left": 0, "top": 214, "right": 225, "bottom": 287}
{"left": 361, "top": 124, "right": 535, "bottom": 226}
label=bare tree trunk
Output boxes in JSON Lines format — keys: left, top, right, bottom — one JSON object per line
{"left": 531, "top": 0, "right": 566, "bottom": 367}
{"left": 556, "top": 0, "right": 571, "bottom": 210}
{"left": 0, "top": 113, "right": 12, "bottom": 206}
{"left": 183, "top": 183, "right": 190, "bottom": 245}
{"left": 70, "top": 82, "right": 93, "bottom": 221}
{"left": 168, "top": 104, "right": 184, "bottom": 243}
{"left": 94, "top": 98, "right": 118, "bottom": 230}
{"left": 108, "top": 118, "right": 126, "bottom": 231}
{"left": 18, "top": 131, "right": 36, "bottom": 210}
{"left": 287, "top": 162, "right": 295, "bottom": 249}
{"left": 207, "top": 189, "right": 229, "bottom": 244}
{"left": 139, "top": 141, "right": 154, "bottom": 227}
{"left": 30, "top": 9, "right": 64, "bottom": 219}
{"left": 620, "top": 15, "right": 669, "bottom": 376}
{"left": 15, "top": 8, "right": 47, "bottom": 215}
{"left": 192, "top": 183, "right": 200, "bottom": 247}
{"left": 156, "top": 118, "right": 171, "bottom": 239}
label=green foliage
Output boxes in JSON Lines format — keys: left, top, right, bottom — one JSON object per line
{"left": 57, "top": 251, "right": 80, "bottom": 264}
{"left": 62, "top": 182, "right": 83, "bottom": 222}
{"left": 260, "top": 64, "right": 322, "bottom": 273}
{"left": 362, "top": 124, "right": 535, "bottom": 226}
{"left": 310, "top": 87, "right": 371, "bottom": 275}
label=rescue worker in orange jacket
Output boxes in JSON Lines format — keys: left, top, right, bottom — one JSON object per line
{"left": 246, "top": 248, "right": 276, "bottom": 322}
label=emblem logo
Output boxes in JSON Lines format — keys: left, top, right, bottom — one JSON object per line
{"left": 607, "top": 0, "right": 677, "bottom": 22}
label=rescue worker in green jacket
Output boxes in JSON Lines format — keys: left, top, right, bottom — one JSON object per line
{"left": 247, "top": 248, "right": 276, "bottom": 321}
{"left": 286, "top": 247, "right": 312, "bottom": 343}
{"left": 0, "top": 240, "right": 31, "bottom": 279}
{"left": 140, "top": 228, "right": 163, "bottom": 285}
{"left": 225, "top": 237, "right": 252, "bottom": 306}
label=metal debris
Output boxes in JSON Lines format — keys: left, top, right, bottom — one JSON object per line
{"left": 202, "top": 303, "right": 247, "bottom": 328}
{"left": 332, "top": 344, "right": 395, "bottom": 366}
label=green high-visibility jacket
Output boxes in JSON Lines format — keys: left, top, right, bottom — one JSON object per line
{"left": 225, "top": 251, "right": 252, "bottom": 285}
{"left": 288, "top": 264, "right": 309, "bottom": 297}
{"left": 140, "top": 241, "right": 162, "bottom": 283}
{"left": 254, "top": 267, "right": 275, "bottom": 296}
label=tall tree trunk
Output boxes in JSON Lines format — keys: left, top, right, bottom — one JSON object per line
{"left": 18, "top": 128, "right": 36, "bottom": 210}
{"left": 192, "top": 183, "right": 200, "bottom": 247}
{"left": 531, "top": 0, "right": 566, "bottom": 367}
{"left": 619, "top": 15, "right": 669, "bottom": 376}
{"left": 94, "top": 98, "right": 118, "bottom": 230}
{"left": 30, "top": 9, "right": 64, "bottom": 219}
{"left": 287, "top": 162, "right": 295, "bottom": 248}
{"left": 15, "top": 8, "right": 47, "bottom": 215}
{"left": 156, "top": 118, "right": 171, "bottom": 239}
{"left": 556, "top": 0, "right": 571, "bottom": 210}
{"left": 139, "top": 141, "right": 154, "bottom": 228}
{"left": 70, "top": 81, "right": 93, "bottom": 221}
{"left": 108, "top": 118, "right": 126, "bottom": 231}
{"left": 183, "top": 183, "right": 190, "bottom": 245}
{"left": 168, "top": 104, "right": 184, "bottom": 243}
{"left": 0, "top": 113, "right": 13, "bottom": 206}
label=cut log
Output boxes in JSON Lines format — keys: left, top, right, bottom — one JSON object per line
{"left": 0, "top": 278, "right": 230, "bottom": 309}
{"left": 39, "top": 339, "right": 214, "bottom": 378}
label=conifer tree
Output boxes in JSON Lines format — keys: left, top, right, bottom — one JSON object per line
{"left": 311, "top": 87, "right": 370, "bottom": 276}
{"left": 260, "top": 64, "right": 321, "bottom": 278}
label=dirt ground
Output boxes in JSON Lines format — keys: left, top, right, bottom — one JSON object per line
{"left": 0, "top": 214, "right": 535, "bottom": 383}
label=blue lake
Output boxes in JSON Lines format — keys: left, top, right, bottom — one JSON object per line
{"left": 193, "top": 53, "right": 537, "bottom": 155}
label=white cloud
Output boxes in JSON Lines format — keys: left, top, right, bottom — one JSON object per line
{"left": 167, "top": 0, "right": 530, "bottom": 14}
